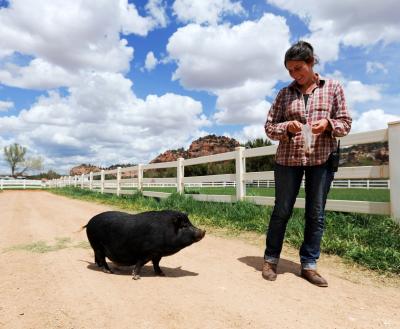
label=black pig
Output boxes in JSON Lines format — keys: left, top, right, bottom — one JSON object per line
{"left": 83, "top": 210, "right": 205, "bottom": 279}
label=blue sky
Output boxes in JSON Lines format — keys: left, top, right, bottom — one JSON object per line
{"left": 0, "top": 0, "right": 399, "bottom": 174}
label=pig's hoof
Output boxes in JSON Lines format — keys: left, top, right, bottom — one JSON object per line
{"left": 156, "top": 271, "right": 166, "bottom": 277}
{"left": 132, "top": 274, "right": 141, "bottom": 280}
{"left": 102, "top": 268, "right": 113, "bottom": 274}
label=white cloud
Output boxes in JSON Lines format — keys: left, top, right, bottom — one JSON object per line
{"left": 268, "top": 0, "right": 400, "bottom": 62}
{"left": 214, "top": 80, "right": 273, "bottom": 124}
{"left": 173, "top": 0, "right": 245, "bottom": 25}
{"left": 0, "top": 0, "right": 166, "bottom": 90}
{"left": 146, "top": 0, "right": 169, "bottom": 28}
{"left": 0, "top": 73, "right": 210, "bottom": 173}
{"left": 351, "top": 109, "right": 400, "bottom": 133}
{"left": 366, "top": 61, "right": 388, "bottom": 74}
{"left": 232, "top": 124, "right": 267, "bottom": 144}
{"left": 345, "top": 81, "right": 382, "bottom": 104}
{"left": 0, "top": 100, "right": 14, "bottom": 112}
{"left": 167, "top": 13, "right": 290, "bottom": 125}
{"left": 326, "top": 71, "right": 382, "bottom": 115}
{"left": 144, "top": 51, "right": 158, "bottom": 71}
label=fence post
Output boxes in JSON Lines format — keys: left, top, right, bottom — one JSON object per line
{"left": 101, "top": 170, "right": 105, "bottom": 194}
{"left": 137, "top": 164, "right": 143, "bottom": 192}
{"left": 177, "top": 158, "right": 184, "bottom": 194}
{"left": 235, "top": 146, "right": 245, "bottom": 201}
{"left": 116, "top": 167, "right": 121, "bottom": 196}
{"left": 388, "top": 120, "right": 400, "bottom": 224}
{"left": 81, "top": 174, "right": 84, "bottom": 189}
{"left": 89, "top": 172, "right": 93, "bottom": 190}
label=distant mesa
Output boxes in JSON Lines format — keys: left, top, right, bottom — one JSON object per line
{"left": 150, "top": 134, "right": 240, "bottom": 163}
{"left": 69, "top": 136, "right": 389, "bottom": 175}
{"left": 69, "top": 164, "right": 101, "bottom": 176}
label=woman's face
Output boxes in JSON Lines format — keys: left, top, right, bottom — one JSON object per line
{"left": 286, "top": 60, "right": 314, "bottom": 86}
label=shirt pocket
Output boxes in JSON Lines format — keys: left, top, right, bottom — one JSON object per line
{"left": 314, "top": 102, "right": 330, "bottom": 112}
{"left": 312, "top": 102, "right": 331, "bottom": 120}
{"left": 284, "top": 98, "right": 303, "bottom": 121}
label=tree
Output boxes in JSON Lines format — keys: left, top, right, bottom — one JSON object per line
{"left": 3, "top": 143, "right": 27, "bottom": 177}
{"left": 243, "top": 138, "right": 275, "bottom": 172}
{"left": 3, "top": 143, "right": 44, "bottom": 177}
{"left": 243, "top": 138, "right": 272, "bottom": 149}
{"left": 22, "top": 156, "right": 44, "bottom": 175}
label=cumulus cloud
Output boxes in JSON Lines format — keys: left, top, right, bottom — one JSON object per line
{"left": 351, "top": 109, "right": 400, "bottom": 133}
{"left": 144, "top": 51, "right": 158, "bottom": 71}
{"left": 146, "top": 0, "right": 169, "bottom": 28}
{"left": 326, "top": 71, "right": 382, "bottom": 115}
{"left": 366, "top": 61, "right": 388, "bottom": 74}
{"left": 172, "top": 0, "right": 245, "bottom": 25}
{"left": 0, "top": 73, "right": 210, "bottom": 173}
{"left": 0, "top": 0, "right": 167, "bottom": 90}
{"left": 214, "top": 80, "right": 273, "bottom": 124}
{"left": 268, "top": 0, "right": 400, "bottom": 62}
{"left": 167, "top": 13, "right": 290, "bottom": 125}
{"left": 231, "top": 124, "right": 267, "bottom": 144}
{"left": 0, "top": 100, "right": 14, "bottom": 112}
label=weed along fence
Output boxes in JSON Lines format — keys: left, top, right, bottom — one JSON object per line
{"left": 50, "top": 121, "right": 400, "bottom": 224}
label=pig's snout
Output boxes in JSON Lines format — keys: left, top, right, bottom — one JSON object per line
{"left": 195, "top": 229, "right": 206, "bottom": 242}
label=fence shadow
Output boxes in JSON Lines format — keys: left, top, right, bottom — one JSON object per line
{"left": 238, "top": 256, "right": 300, "bottom": 276}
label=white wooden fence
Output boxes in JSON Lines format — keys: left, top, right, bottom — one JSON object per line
{"left": 0, "top": 179, "right": 46, "bottom": 189}
{"left": 49, "top": 121, "right": 400, "bottom": 224}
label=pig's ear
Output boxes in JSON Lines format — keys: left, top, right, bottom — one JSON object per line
{"left": 172, "top": 212, "right": 188, "bottom": 228}
{"left": 173, "top": 215, "right": 183, "bottom": 227}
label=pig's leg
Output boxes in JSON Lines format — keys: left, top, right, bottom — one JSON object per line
{"left": 152, "top": 257, "right": 165, "bottom": 276}
{"left": 132, "top": 260, "right": 145, "bottom": 280}
{"left": 94, "top": 249, "right": 113, "bottom": 274}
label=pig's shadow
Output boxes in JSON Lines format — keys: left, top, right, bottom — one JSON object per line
{"left": 238, "top": 256, "right": 300, "bottom": 276}
{"left": 83, "top": 261, "right": 198, "bottom": 278}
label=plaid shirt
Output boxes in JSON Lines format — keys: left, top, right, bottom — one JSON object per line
{"left": 265, "top": 76, "right": 352, "bottom": 166}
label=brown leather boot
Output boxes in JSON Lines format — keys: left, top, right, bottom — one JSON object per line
{"left": 262, "top": 261, "right": 277, "bottom": 281}
{"left": 301, "top": 269, "right": 328, "bottom": 287}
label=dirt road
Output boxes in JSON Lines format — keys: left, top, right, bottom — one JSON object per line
{"left": 0, "top": 191, "right": 399, "bottom": 329}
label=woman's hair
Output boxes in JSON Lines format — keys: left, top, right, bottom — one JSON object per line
{"left": 284, "top": 41, "right": 319, "bottom": 67}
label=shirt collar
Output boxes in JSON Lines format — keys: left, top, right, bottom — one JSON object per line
{"left": 289, "top": 73, "right": 326, "bottom": 91}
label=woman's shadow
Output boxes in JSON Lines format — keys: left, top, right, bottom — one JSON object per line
{"left": 238, "top": 256, "right": 300, "bottom": 276}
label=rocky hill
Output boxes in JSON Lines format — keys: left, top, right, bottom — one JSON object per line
{"left": 341, "top": 142, "right": 389, "bottom": 166}
{"left": 69, "top": 164, "right": 101, "bottom": 176}
{"left": 69, "top": 163, "right": 136, "bottom": 176}
{"left": 150, "top": 135, "right": 240, "bottom": 163}
{"left": 69, "top": 138, "right": 388, "bottom": 175}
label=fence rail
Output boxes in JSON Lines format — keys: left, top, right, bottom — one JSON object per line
{"left": 49, "top": 121, "right": 400, "bottom": 224}
{"left": 0, "top": 179, "right": 45, "bottom": 189}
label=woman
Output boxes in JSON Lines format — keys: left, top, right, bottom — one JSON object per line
{"left": 262, "top": 41, "right": 352, "bottom": 287}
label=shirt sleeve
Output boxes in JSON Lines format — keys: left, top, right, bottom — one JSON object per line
{"left": 328, "top": 83, "right": 352, "bottom": 137}
{"left": 265, "top": 89, "right": 291, "bottom": 142}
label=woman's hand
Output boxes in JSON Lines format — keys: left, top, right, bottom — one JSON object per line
{"left": 287, "top": 120, "right": 303, "bottom": 134}
{"left": 311, "top": 119, "right": 330, "bottom": 134}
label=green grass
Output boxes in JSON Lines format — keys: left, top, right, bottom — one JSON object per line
{"left": 4, "top": 237, "right": 72, "bottom": 253}
{"left": 50, "top": 187, "right": 400, "bottom": 275}
{"left": 3, "top": 237, "right": 90, "bottom": 253}
{"left": 142, "top": 186, "right": 390, "bottom": 202}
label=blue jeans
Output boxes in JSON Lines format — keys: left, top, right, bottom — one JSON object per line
{"left": 264, "top": 162, "right": 334, "bottom": 270}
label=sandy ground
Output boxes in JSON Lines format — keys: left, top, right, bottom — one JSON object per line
{"left": 0, "top": 190, "right": 399, "bottom": 329}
